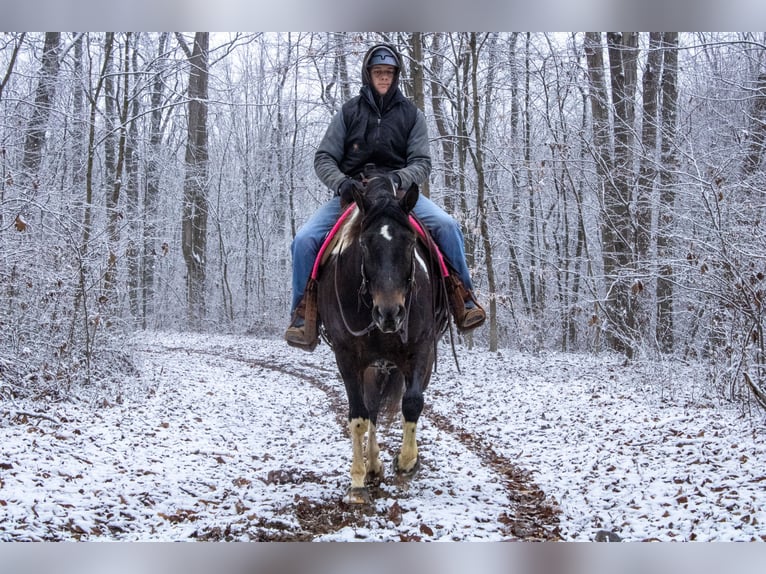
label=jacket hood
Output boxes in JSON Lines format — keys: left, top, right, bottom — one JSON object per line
{"left": 361, "top": 43, "right": 404, "bottom": 100}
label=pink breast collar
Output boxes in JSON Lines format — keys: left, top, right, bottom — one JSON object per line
{"left": 310, "top": 205, "right": 449, "bottom": 280}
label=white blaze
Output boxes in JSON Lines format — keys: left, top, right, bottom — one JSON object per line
{"left": 379, "top": 224, "right": 393, "bottom": 241}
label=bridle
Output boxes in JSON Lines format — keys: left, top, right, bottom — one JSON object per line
{"left": 334, "top": 219, "right": 417, "bottom": 344}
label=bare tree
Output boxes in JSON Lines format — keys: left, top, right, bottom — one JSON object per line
{"left": 21, "top": 32, "right": 61, "bottom": 190}
{"left": 428, "top": 33, "right": 459, "bottom": 213}
{"left": 125, "top": 33, "right": 142, "bottom": 320}
{"left": 408, "top": 32, "right": 430, "bottom": 198}
{"left": 635, "top": 33, "right": 663, "bottom": 346}
{"left": 656, "top": 32, "right": 679, "bottom": 352}
{"left": 584, "top": 32, "right": 614, "bottom": 350}
{"left": 177, "top": 32, "right": 210, "bottom": 330}
{"left": 142, "top": 32, "right": 169, "bottom": 328}
{"left": 467, "top": 33, "right": 499, "bottom": 351}
{"left": 584, "top": 32, "right": 642, "bottom": 357}
{"left": 103, "top": 33, "right": 132, "bottom": 304}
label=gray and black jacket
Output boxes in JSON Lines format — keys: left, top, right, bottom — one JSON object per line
{"left": 314, "top": 43, "right": 431, "bottom": 194}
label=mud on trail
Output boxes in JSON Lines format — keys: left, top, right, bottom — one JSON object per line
{"left": 190, "top": 345, "right": 562, "bottom": 541}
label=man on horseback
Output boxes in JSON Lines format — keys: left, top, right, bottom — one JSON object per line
{"left": 286, "top": 43, "right": 485, "bottom": 350}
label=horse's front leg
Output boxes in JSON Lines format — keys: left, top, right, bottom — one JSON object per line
{"left": 394, "top": 420, "right": 421, "bottom": 476}
{"left": 347, "top": 417, "right": 370, "bottom": 498}
{"left": 394, "top": 358, "right": 432, "bottom": 476}
{"left": 339, "top": 361, "right": 372, "bottom": 504}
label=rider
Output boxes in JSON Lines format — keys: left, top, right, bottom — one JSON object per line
{"left": 286, "top": 43, "right": 485, "bottom": 350}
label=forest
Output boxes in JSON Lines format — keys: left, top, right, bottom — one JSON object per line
{"left": 0, "top": 32, "right": 764, "bottom": 410}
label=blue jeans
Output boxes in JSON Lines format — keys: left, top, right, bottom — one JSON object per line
{"left": 290, "top": 195, "right": 474, "bottom": 312}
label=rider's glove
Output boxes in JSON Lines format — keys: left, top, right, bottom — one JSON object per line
{"left": 338, "top": 178, "right": 364, "bottom": 208}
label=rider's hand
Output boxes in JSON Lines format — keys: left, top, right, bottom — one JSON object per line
{"left": 338, "top": 178, "right": 363, "bottom": 208}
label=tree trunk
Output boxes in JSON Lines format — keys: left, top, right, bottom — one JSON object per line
{"left": 409, "top": 32, "right": 430, "bottom": 198}
{"left": 335, "top": 33, "right": 352, "bottom": 103}
{"left": 586, "top": 32, "right": 640, "bottom": 357}
{"left": 506, "top": 33, "right": 530, "bottom": 316}
{"left": 455, "top": 36, "right": 471, "bottom": 261}
{"left": 78, "top": 32, "right": 115, "bottom": 378}
{"left": 0, "top": 33, "right": 25, "bottom": 104}
{"left": 656, "top": 32, "right": 679, "bottom": 352}
{"left": 524, "top": 33, "right": 541, "bottom": 327}
{"left": 21, "top": 32, "right": 61, "bottom": 189}
{"left": 606, "top": 31, "right": 639, "bottom": 357}
{"left": 70, "top": 33, "right": 86, "bottom": 197}
{"left": 636, "top": 32, "right": 663, "bottom": 347}
{"left": 125, "top": 34, "right": 141, "bottom": 320}
{"left": 103, "top": 33, "right": 130, "bottom": 305}
{"left": 143, "top": 32, "right": 168, "bottom": 328}
{"left": 179, "top": 32, "right": 210, "bottom": 330}
{"left": 585, "top": 32, "right": 613, "bottom": 353}
{"left": 469, "top": 33, "right": 498, "bottom": 351}
{"left": 82, "top": 33, "right": 115, "bottom": 269}
{"left": 429, "top": 33, "right": 457, "bottom": 213}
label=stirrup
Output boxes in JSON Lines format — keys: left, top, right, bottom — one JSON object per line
{"left": 285, "top": 282, "right": 319, "bottom": 351}
{"left": 446, "top": 275, "right": 486, "bottom": 332}
{"left": 285, "top": 325, "right": 317, "bottom": 351}
{"left": 458, "top": 303, "right": 486, "bottom": 331}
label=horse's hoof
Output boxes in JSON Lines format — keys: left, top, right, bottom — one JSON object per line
{"left": 393, "top": 454, "right": 420, "bottom": 477}
{"left": 343, "top": 486, "right": 371, "bottom": 505}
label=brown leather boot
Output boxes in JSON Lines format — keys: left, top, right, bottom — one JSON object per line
{"left": 285, "top": 281, "right": 319, "bottom": 351}
{"left": 446, "top": 275, "right": 486, "bottom": 332}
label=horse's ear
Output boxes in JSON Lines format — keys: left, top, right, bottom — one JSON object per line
{"left": 399, "top": 182, "right": 419, "bottom": 214}
{"left": 352, "top": 182, "right": 370, "bottom": 213}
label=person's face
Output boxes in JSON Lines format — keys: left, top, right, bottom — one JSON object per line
{"left": 370, "top": 65, "right": 396, "bottom": 95}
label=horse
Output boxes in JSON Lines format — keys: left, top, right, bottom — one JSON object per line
{"left": 315, "top": 173, "right": 449, "bottom": 504}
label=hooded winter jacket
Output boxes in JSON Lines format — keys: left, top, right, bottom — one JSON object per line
{"left": 314, "top": 43, "right": 431, "bottom": 194}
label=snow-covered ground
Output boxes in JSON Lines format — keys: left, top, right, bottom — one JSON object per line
{"left": 1, "top": 331, "right": 765, "bottom": 542}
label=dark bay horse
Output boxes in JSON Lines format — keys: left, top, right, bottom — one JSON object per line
{"left": 316, "top": 174, "right": 449, "bottom": 504}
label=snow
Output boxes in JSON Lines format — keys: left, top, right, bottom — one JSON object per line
{"left": 1, "top": 330, "right": 765, "bottom": 542}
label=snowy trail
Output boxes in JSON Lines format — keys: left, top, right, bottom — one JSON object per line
{"left": 0, "top": 332, "right": 557, "bottom": 541}
{"left": 2, "top": 331, "right": 765, "bottom": 542}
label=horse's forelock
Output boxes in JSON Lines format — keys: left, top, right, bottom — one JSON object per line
{"left": 363, "top": 197, "right": 411, "bottom": 234}
{"left": 360, "top": 180, "right": 411, "bottom": 234}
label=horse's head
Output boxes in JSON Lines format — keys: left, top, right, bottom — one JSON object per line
{"left": 351, "top": 175, "right": 419, "bottom": 334}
